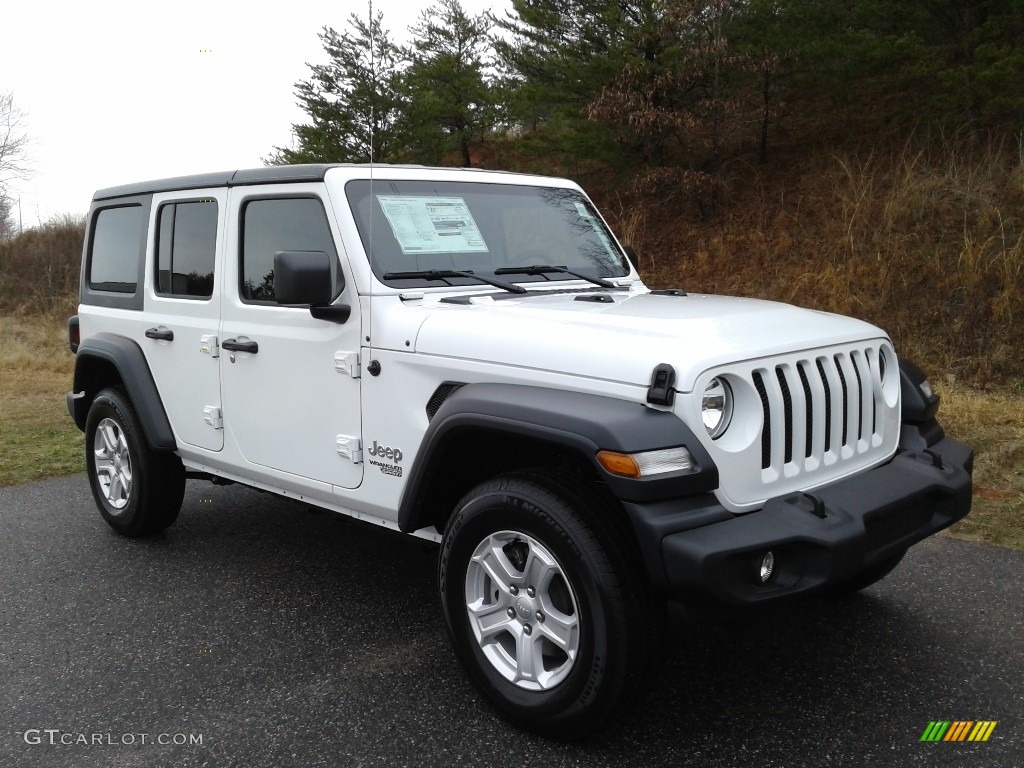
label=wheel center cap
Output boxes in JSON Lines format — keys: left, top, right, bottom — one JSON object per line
{"left": 514, "top": 596, "right": 534, "bottom": 620}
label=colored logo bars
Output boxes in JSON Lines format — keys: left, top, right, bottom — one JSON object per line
{"left": 920, "top": 721, "right": 998, "bottom": 742}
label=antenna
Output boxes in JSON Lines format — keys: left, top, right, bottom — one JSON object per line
{"left": 367, "top": 0, "right": 376, "bottom": 352}
{"left": 368, "top": 0, "right": 375, "bottom": 168}
{"left": 368, "top": 0, "right": 375, "bottom": 267}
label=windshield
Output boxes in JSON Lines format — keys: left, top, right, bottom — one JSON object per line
{"left": 345, "top": 180, "right": 630, "bottom": 288}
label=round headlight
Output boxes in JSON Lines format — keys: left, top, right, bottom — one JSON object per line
{"left": 702, "top": 377, "right": 733, "bottom": 439}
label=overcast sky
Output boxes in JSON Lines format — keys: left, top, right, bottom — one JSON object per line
{"left": 2, "top": 0, "right": 510, "bottom": 227}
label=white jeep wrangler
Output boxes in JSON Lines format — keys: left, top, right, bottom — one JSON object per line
{"left": 67, "top": 164, "right": 972, "bottom": 737}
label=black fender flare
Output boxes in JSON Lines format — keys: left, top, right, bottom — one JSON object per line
{"left": 897, "top": 356, "right": 945, "bottom": 450}
{"left": 397, "top": 383, "right": 718, "bottom": 533}
{"left": 69, "top": 333, "right": 177, "bottom": 451}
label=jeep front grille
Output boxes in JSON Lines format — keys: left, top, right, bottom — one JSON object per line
{"left": 752, "top": 349, "right": 883, "bottom": 477}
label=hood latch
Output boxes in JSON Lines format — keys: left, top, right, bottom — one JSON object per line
{"left": 647, "top": 363, "right": 676, "bottom": 406}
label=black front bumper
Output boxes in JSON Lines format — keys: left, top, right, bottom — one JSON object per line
{"left": 621, "top": 436, "right": 973, "bottom": 607}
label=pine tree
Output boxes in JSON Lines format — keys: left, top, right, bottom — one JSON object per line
{"left": 268, "top": 13, "right": 405, "bottom": 165}
{"left": 494, "top": 0, "right": 664, "bottom": 166}
{"left": 586, "top": 1, "right": 755, "bottom": 217}
{"left": 401, "top": 0, "right": 497, "bottom": 166}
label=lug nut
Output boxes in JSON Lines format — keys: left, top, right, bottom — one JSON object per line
{"left": 509, "top": 585, "right": 519, "bottom": 595}
{"left": 527, "top": 586, "right": 536, "bottom": 597}
{"left": 535, "top": 612, "right": 545, "bottom": 622}
{"left": 523, "top": 624, "right": 532, "bottom": 635}
{"left": 507, "top": 608, "right": 516, "bottom": 618}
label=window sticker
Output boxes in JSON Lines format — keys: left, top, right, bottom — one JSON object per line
{"left": 377, "top": 196, "right": 489, "bottom": 254}
{"left": 574, "top": 201, "right": 617, "bottom": 256}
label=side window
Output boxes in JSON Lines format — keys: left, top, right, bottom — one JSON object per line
{"left": 155, "top": 200, "right": 217, "bottom": 299}
{"left": 240, "top": 197, "right": 340, "bottom": 303}
{"left": 89, "top": 205, "right": 144, "bottom": 293}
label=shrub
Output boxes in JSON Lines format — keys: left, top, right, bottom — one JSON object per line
{"left": 0, "top": 215, "right": 84, "bottom": 316}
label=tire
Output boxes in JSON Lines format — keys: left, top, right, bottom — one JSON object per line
{"left": 827, "top": 549, "right": 907, "bottom": 598}
{"left": 439, "top": 471, "right": 661, "bottom": 739}
{"left": 84, "top": 387, "right": 185, "bottom": 537}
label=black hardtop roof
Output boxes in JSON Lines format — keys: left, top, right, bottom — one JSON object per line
{"left": 91, "top": 163, "right": 518, "bottom": 201}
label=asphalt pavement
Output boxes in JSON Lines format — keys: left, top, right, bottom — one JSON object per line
{"left": 1, "top": 475, "right": 1021, "bottom": 768}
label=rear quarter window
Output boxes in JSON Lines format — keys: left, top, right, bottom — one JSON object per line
{"left": 88, "top": 205, "right": 144, "bottom": 293}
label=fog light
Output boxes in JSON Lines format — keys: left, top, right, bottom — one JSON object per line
{"left": 759, "top": 551, "right": 775, "bottom": 583}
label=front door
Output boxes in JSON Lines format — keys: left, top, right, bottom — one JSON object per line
{"left": 219, "top": 185, "right": 363, "bottom": 490}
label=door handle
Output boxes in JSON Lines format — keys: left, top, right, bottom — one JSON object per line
{"left": 222, "top": 338, "right": 259, "bottom": 354}
{"left": 145, "top": 327, "right": 174, "bottom": 341}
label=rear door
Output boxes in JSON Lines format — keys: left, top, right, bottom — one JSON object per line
{"left": 219, "top": 185, "right": 363, "bottom": 490}
{"left": 143, "top": 191, "right": 224, "bottom": 451}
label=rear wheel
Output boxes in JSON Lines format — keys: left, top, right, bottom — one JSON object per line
{"left": 439, "top": 471, "right": 661, "bottom": 738}
{"left": 85, "top": 387, "right": 185, "bottom": 537}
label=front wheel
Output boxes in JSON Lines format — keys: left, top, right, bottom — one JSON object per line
{"left": 439, "top": 472, "right": 660, "bottom": 738}
{"left": 84, "top": 387, "right": 185, "bottom": 537}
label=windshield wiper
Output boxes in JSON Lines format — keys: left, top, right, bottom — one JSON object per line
{"left": 382, "top": 269, "right": 527, "bottom": 295}
{"left": 493, "top": 264, "right": 619, "bottom": 289}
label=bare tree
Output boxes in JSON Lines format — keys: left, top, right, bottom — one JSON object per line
{"left": 0, "top": 92, "right": 30, "bottom": 238}
{"left": 0, "top": 92, "right": 30, "bottom": 184}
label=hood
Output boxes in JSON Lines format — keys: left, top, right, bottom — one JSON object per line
{"left": 410, "top": 290, "right": 888, "bottom": 393}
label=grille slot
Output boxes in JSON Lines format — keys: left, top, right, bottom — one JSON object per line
{"left": 851, "top": 352, "right": 865, "bottom": 442}
{"left": 753, "top": 371, "right": 771, "bottom": 469}
{"left": 798, "top": 363, "right": 814, "bottom": 459}
{"left": 816, "top": 359, "right": 832, "bottom": 453}
{"left": 775, "top": 368, "right": 794, "bottom": 464}
{"left": 835, "top": 355, "right": 849, "bottom": 447}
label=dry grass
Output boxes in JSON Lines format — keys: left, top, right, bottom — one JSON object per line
{"left": 0, "top": 313, "right": 82, "bottom": 486}
{"left": 938, "top": 382, "right": 1024, "bottom": 549}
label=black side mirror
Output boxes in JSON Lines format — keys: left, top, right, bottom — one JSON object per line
{"left": 274, "top": 251, "right": 335, "bottom": 305}
{"left": 274, "top": 251, "right": 351, "bottom": 323}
